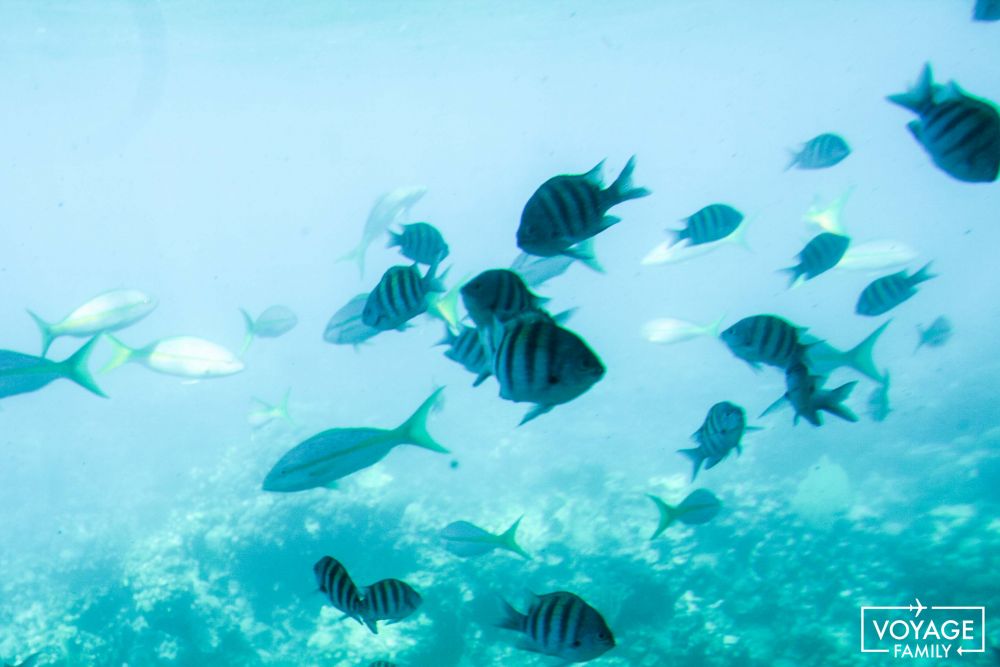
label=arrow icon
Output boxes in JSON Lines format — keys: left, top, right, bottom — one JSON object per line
{"left": 908, "top": 598, "right": 926, "bottom": 617}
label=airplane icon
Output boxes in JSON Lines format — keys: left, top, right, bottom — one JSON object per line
{"left": 909, "top": 598, "right": 926, "bottom": 617}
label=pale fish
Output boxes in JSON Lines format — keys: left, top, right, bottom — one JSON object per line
{"left": 803, "top": 187, "right": 854, "bottom": 235}
{"left": 641, "top": 316, "right": 724, "bottom": 345}
{"left": 641, "top": 219, "right": 749, "bottom": 266}
{"left": 339, "top": 186, "right": 428, "bottom": 278}
{"left": 28, "top": 289, "right": 157, "bottom": 357}
{"left": 834, "top": 240, "right": 919, "bottom": 272}
{"left": 102, "top": 336, "right": 244, "bottom": 379}
{"left": 249, "top": 389, "right": 293, "bottom": 429}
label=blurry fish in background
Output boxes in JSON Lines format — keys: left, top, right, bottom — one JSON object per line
{"left": 721, "top": 315, "right": 806, "bottom": 370}
{"left": 915, "top": 316, "right": 953, "bottom": 352}
{"left": 323, "top": 293, "right": 380, "bottom": 348}
{"left": 0, "top": 338, "right": 105, "bottom": 400}
{"left": 648, "top": 489, "right": 722, "bottom": 538}
{"left": 339, "top": 186, "right": 428, "bottom": 278}
{"left": 678, "top": 402, "right": 758, "bottom": 481}
{"left": 668, "top": 203, "right": 744, "bottom": 246}
{"left": 510, "top": 237, "right": 604, "bottom": 287}
{"left": 762, "top": 362, "right": 858, "bottom": 427}
{"left": 2, "top": 653, "right": 40, "bottom": 667}
{"left": 313, "top": 555, "right": 364, "bottom": 626}
{"left": 27, "top": 289, "right": 157, "bottom": 357}
{"left": 804, "top": 188, "right": 852, "bottom": 235}
{"left": 786, "top": 132, "right": 851, "bottom": 170}
{"left": 368, "top": 662, "right": 398, "bottom": 667}
{"left": 440, "top": 516, "right": 530, "bottom": 559}
{"left": 102, "top": 336, "right": 244, "bottom": 379}
{"left": 359, "top": 578, "right": 423, "bottom": 635}
{"left": 261, "top": 387, "right": 448, "bottom": 492}
{"left": 782, "top": 233, "right": 850, "bottom": 287}
{"left": 362, "top": 263, "right": 445, "bottom": 331}
{"left": 239, "top": 305, "right": 298, "bottom": 355}
{"left": 803, "top": 321, "right": 889, "bottom": 383}
{"left": 641, "top": 316, "right": 724, "bottom": 345}
{"left": 425, "top": 279, "right": 463, "bottom": 334}
{"left": 437, "top": 325, "right": 491, "bottom": 387}
{"left": 517, "top": 156, "right": 650, "bottom": 259}
{"left": 887, "top": 63, "right": 1000, "bottom": 183}
{"left": 491, "top": 312, "right": 605, "bottom": 424}
{"left": 867, "top": 372, "right": 891, "bottom": 422}
{"left": 248, "top": 390, "right": 293, "bottom": 429}
{"left": 460, "top": 269, "right": 547, "bottom": 330}
{"left": 834, "top": 239, "right": 920, "bottom": 272}
{"left": 974, "top": 0, "right": 1000, "bottom": 20}
{"left": 641, "top": 230, "right": 747, "bottom": 266}
{"left": 387, "top": 222, "right": 449, "bottom": 266}
{"left": 856, "top": 263, "right": 936, "bottom": 316}
{"left": 497, "top": 591, "right": 615, "bottom": 662}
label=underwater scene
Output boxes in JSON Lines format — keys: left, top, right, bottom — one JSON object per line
{"left": 1, "top": 1, "right": 999, "bottom": 665}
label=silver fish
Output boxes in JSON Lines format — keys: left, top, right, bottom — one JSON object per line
{"left": 340, "top": 186, "right": 427, "bottom": 278}
{"left": 440, "top": 516, "right": 530, "bottom": 559}
{"left": 28, "top": 289, "right": 157, "bottom": 357}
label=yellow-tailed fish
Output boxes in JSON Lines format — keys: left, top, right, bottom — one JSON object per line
{"left": 28, "top": 289, "right": 157, "bottom": 357}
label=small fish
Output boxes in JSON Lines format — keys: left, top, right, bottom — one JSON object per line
{"left": 669, "top": 204, "right": 744, "bottom": 246}
{"left": 786, "top": 133, "right": 851, "bottom": 170}
{"left": 363, "top": 264, "right": 445, "bottom": 331}
{"left": 856, "top": 263, "right": 936, "bottom": 316}
{"left": 28, "top": 289, "right": 157, "bottom": 357}
{"left": 804, "top": 188, "right": 853, "bottom": 235}
{"left": 460, "top": 269, "right": 547, "bottom": 330}
{"left": 339, "top": 186, "right": 427, "bottom": 278}
{"left": 239, "top": 305, "right": 298, "bottom": 354}
{"left": 249, "top": 390, "right": 293, "bottom": 429}
{"left": 803, "top": 321, "right": 889, "bottom": 383}
{"left": 915, "top": 316, "right": 952, "bottom": 352}
{"left": 314, "top": 556, "right": 364, "bottom": 626}
{"left": 834, "top": 240, "right": 919, "bottom": 272}
{"left": 440, "top": 516, "right": 530, "bottom": 559}
{"left": 261, "top": 388, "right": 448, "bottom": 492}
{"left": 678, "top": 402, "right": 757, "bottom": 481}
{"left": 782, "top": 233, "right": 850, "bottom": 287}
{"left": 437, "top": 325, "right": 491, "bottom": 387}
{"left": 648, "top": 489, "right": 721, "bottom": 539}
{"left": 867, "top": 372, "right": 891, "bottom": 422}
{"left": 497, "top": 592, "right": 615, "bottom": 662}
{"left": 3, "top": 653, "right": 40, "bottom": 667}
{"left": 975, "top": 0, "right": 1000, "bottom": 20}
{"left": 102, "top": 336, "right": 244, "bottom": 379}
{"left": 323, "top": 293, "right": 380, "bottom": 347}
{"left": 388, "top": 222, "right": 449, "bottom": 265}
{"left": 721, "top": 315, "right": 806, "bottom": 370}
{"left": 762, "top": 362, "right": 858, "bottom": 427}
{"left": 641, "top": 316, "right": 724, "bottom": 345}
{"left": 0, "top": 337, "right": 105, "bottom": 400}
{"left": 888, "top": 64, "right": 1000, "bottom": 183}
{"left": 359, "top": 579, "right": 423, "bottom": 635}
{"left": 492, "top": 313, "right": 605, "bottom": 425}
{"left": 517, "top": 156, "right": 650, "bottom": 259}
{"left": 510, "top": 238, "right": 604, "bottom": 287}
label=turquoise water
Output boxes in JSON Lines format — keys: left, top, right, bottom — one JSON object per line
{"left": 1, "top": 1, "right": 998, "bottom": 665}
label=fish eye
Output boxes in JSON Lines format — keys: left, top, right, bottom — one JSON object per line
{"left": 548, "top": 374, "right": 560, "bottom": 385}
{"left": 571, "top": 640, "right": 581, "bottom": 648}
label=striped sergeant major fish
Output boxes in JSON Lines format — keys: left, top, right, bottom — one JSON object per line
{"left": 313, "top": 556, "right": 364, "bottom": 626}
{"left": 887, "top": 64, "right": 1000, "bottom": 183}
{"left": 782, "top": 232, "right": 850, "bottom": 287}
{"left": 497, "top": 591, "right": 615, "bottom": 662}
{"left": 388, "top": 222, "right": 449, "bottom": 266}
{"left": 720, "top": 315, "right": 807, "bottom": 371}
{"left": 437, "top": 325, "right": 492, "bottom": 387}
{"left": 517, "top": 156, "right": 650, "bottom": 259}
{"left": 491, "top": 312, "right": 605, "bottom": 425}
{"left": 786, "top": 132, "right": 851, "bottom": 170}
{"left": 761, "top": 362, "right": 858, "bottom": 427}
{"left": 460, "top": 269, "right": 547, "bottom": 331}
{"left": 362, "top": 263, "right": 445, "bottom": 331}
{"left": 669, "top": 203, "right": 744, "bottom": 246}
{"left": 648, "top": 488, "right": 722, "bottom": 539}
{"left": 678, "top": 402, "right": 759, "bottom": 481}
{"left": 28, "top": 288, "right": 157, "bottom": 357}
{"left": 359, "top": 579, "right": 423, "bottom": 635}
{"left": 855, "top": 263, "right": 935, "bottom": 317}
